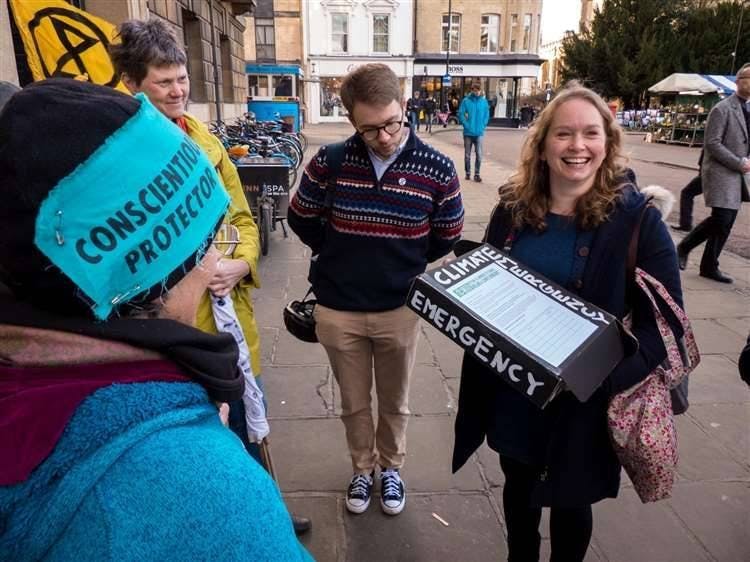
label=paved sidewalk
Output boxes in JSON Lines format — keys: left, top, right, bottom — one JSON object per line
{"left": 256, "top": 123, "right": 749, "bottom": 562}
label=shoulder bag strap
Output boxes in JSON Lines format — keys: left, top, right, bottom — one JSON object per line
{"left": 626, "top": 199, "right": 651, "bottom": 307}
{"left": 308, "top": 141, "right": 347, "bottom": 287}
{"left": 323, "top": 140, "right": 347, "bottom": 213}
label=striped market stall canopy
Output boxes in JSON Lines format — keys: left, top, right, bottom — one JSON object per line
{"left": 648, "top": 73, "right": 737, "bottom": 95}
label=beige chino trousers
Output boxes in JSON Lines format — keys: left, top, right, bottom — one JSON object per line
{"left": 314, "top": 304, "right": 420, "bottom": 474}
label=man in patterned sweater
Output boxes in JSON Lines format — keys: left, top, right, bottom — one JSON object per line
{"left": 288, "top": 64, "right": 464, "bottom": 516}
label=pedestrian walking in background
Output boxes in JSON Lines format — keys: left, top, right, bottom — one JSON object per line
{"left": 671, "top": 150, "right": 704, "bottom": 232}
{"left": 288, "top": 63, "right": 464, "bottom": 516}
{"left": 0, "top": 78, "right": 312, "bottom": 561}
{"left": 424, "top": 94, "right": 437, "bottom": 134}
{"left": 520, "top": 104, "right": 534, "bottom": 127}
{"left": 452, "top": 83, "right": 683, "bottom": 562}
{"left": 458, "top": 81, "right": 490, "bottom": 182}
{"left": 677, "top": 63, "right": 750, "bottom": 284}
{"left": 109, "top": 18, "right": 311, "bottom": 535}
{"left": 406, "top": 90, "right": 423, "bottom": 132}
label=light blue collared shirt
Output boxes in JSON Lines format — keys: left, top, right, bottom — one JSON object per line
{"left": 366, "top": 127, "right": 410, "bottom": 181}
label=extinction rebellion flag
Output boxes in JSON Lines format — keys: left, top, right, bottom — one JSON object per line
{"left": 9, "top": 0, "right": 129, "bottom": 93}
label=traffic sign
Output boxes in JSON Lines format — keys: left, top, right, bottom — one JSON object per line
{"left": 442, "top": 74, "right": 452, "bottom": 87}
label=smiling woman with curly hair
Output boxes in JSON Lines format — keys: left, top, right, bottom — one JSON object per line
{"left": 452, "top": 82, "right": 683, "bottom": 562}
{"left": 501, "top": 82, "right": 630, "bottom": 232}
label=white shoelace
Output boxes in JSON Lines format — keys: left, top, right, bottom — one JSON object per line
{"left": 349, "top": 474, "right": 372, "bottom": 497}
{"left": 380, "top": 471, "right": 402, "bottom": 497}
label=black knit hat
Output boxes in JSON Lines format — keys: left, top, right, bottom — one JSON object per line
{"left": 0, "top": 78, "right": 228, "bottom": 319}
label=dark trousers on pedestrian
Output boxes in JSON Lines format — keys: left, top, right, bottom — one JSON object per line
{"left": 463, "top": 135, "right": 483, "bottom": 177}
{"left": 425, "top": 112, "right": 433, "bottom": 133}
{"left": 408, "top": 110, "right": 420, "bottom": 131}
{"left": 500, "top": 455, "right": 593, "bottom": 562}
{"left": 678, "top": 207, "right": 737, "bottom": 274}
{"left": 677, "top": 175, "right": 703, "bottom": 229}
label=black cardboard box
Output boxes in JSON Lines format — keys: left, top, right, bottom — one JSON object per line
{"left": 408, "top": 243, "right": 625, "bottom": 408}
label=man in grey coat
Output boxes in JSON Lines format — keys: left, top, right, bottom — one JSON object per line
{"left": 677, "top": 64, "right": 750, "bottom": 283}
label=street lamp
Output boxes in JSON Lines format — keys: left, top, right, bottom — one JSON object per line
{"left": 445, "top": 0, "right": 452, "bottom": 77}
{"left": 731, "top": 1, "right": 746, "bottom": 74}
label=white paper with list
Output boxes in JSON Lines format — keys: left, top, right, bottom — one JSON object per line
{"left": 446, "top": 263, "right": 597, "bottom": 367}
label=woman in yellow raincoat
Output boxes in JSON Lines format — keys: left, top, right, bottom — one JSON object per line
{"left": 183, "top": 114, "right": 262, "bottom": 375}
{"left": 111, "top": 19, "right": 312, "bottom": 534}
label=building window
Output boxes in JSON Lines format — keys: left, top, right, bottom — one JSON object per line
{"left": 510, "top": 14, "right": 518, "bottom": 52}
{"left": 182, "top": 9, "right": 207, "bottom": 102}
{"left": 273, "top": 75, "right": 294, "bottom": 97}
{"left": 220, "top": 36, "right": 233, "bottom": 102}
{"left": 255, "top": 18, "right": 275, "bottom": 61}
{"left": 248, "top": 75, "right": 271, "bottom": 97}
{"left": 331, "top": 14, "right": 349, "bottom": 53}
{"left": 441, "top": 13, "right": 460, "bottom": 53}
{"left": 538, "top": 14, "right": 542, "bottom": 49}
{"left": 523, "top": 14, "right": 532, "bottom": 50}
{"left": 373, "top": 14, "right": 389, "bottom": 53}
{"left": 480, "top": 14, "right": 500, "bottom": 53}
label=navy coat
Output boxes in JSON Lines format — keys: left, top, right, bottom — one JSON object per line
{"left": 452, "top": 186, "right": 683, "bottom": 507}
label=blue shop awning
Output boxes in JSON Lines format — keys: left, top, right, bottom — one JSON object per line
{"left": 246, "top": 64, "right": 304, "bottom": 77}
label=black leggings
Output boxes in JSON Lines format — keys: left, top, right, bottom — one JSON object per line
{"left": 500, "top": 455, "right": 593, "bottom": 562}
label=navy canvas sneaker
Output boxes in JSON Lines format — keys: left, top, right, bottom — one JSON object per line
{"left": 379, "top": 468, "right": 406, "bottom": 515}
{"left": 346, "top": 472, "right": 374, "bottom": 514}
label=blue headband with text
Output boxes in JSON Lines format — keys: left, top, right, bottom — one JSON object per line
{"left": 35, "top": 93, "right": 230, "bottom": 319}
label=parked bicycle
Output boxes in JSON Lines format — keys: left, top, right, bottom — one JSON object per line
{"left": 210, "top": 113, "right": 305, "bottom": 187}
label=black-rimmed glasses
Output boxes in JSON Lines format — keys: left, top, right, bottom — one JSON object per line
{"left": 358, "top": 116, "right": 404, "bottom": 141}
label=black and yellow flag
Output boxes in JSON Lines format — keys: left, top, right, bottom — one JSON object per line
{"left": 9, "top": 0, "right": 128, "bottom": 92}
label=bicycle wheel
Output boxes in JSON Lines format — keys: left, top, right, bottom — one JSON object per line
{"left": 275, "top": 138, "right": 302, "bottom": 169}
{"left": 297, "top": 132, "right": 308, "bottom": 153}
{"left": 259, "top": 202, "right": 271, "bottom": 256}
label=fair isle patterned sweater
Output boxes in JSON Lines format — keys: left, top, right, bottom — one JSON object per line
{"left": 288, "top": 130, "right": 464, "bottom": 312}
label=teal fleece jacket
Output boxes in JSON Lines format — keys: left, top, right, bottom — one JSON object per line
{"left": 0, "top": 381, "right": 313, "bottom": 562}
{"left": 458, "top": 94, "right": 490, "bottom": 137}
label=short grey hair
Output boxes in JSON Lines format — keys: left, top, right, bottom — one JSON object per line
{"left": 737, "top": 62, "right": 750, "bottom": 79}
{"left": 109, "top": 19, "right": 187, "bottom": 85}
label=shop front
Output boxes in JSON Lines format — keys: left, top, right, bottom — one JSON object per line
{"left": 412, "top": 54, "right": 543, "bottom": 127}
{"left": 305, "top": 57, "right": 411, "bottom": 124}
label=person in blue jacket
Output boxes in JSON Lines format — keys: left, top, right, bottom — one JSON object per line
{"left": 0, "top": 79, "right": 312, "bottom": 562}
{"left": 452, "top": 82, "right": 683, "bottom": 562}
{"left": 458, "top": 81, "right": 490, "bottom": 182}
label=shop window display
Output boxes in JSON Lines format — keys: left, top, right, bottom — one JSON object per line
{"left": 319, "top": 77, "right": 347, "bottom": 118}
{"left": 412, "top": 76, "right": 521, "bottom": 122}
